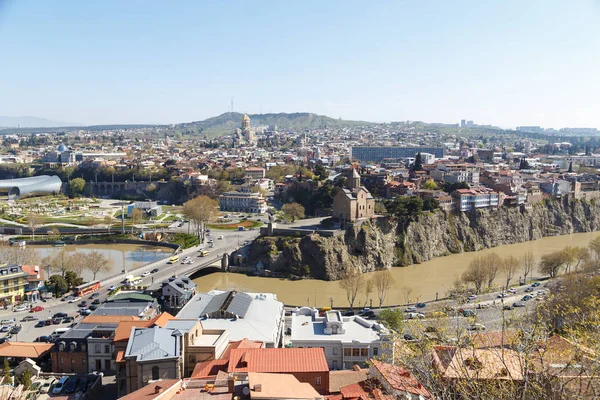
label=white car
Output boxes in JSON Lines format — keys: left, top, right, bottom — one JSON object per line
{"left": 467, "top": 295, "right": 477, "bottom": 301}
{"left": 497, "top": 292, "right": 508, "bottom": 298}
{"left": 218, "top": 235, "right": 224, "bottom": 240}
{"left": 1, "top": 319, "right": 15, "bottom": 325}
{"left": 405, "top": 306, "right": 417, "bottom": 313}
{"left": 508, "top": 288, "right": 517, "bottom": 294}
{"left": 68, "top": 297, "right": 81, "bottom": 303}
{"left": 141, "top": 271, "right": 151, "bottom": 277}
{"left": 184, "top": 259, "right": 195, "bottom": 264}
{"left": 468, "top": 324, "right": 486, "bottom": 331}
{"left": 108, "top": 285, "right": 118, "bottom": 291}
{"left": 14, "top": 306, "right": 27, "bottom": 312}
{"left": 408, "top": 313, "right": 425, "bottom": 319}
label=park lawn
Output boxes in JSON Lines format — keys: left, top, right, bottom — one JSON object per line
{"left": 207, "top": 220, "right": 263, "bottom": 230}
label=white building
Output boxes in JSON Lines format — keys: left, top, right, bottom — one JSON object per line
{"left": 219, "top": 191, "right": 267, "bottom": 213}
{"left": 290, "top": 308, "right": 393, "bottom": 370}
{"left": 176, "top": 290, "right": 285, "bottom": 348}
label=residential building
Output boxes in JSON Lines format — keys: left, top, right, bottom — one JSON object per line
{"left": 332, "top": 169, "right": 375, "bottom": 223}
{"left": 244, "top": 167, "right": 266, "bottom": 180}
{"left": 87, "top": 325, "right": 116, "bottom": 373}
{"left": 159, "top": 276, "right": 196, "bottom": 315}
{"left": 350, "top": 147, "right": 444, "bottom": 162}
{"left": 248, "top": 372, "right": 323, "bottom": 400}
{"left": 219, "top": 191, "right": 268, "bottom": 213}
{"left": 452, "top": 188, "right": 500, "bottom": 212}
{"left": 177, "top": 290, "right": 285, "bottom": 348}
{"left": 0, "top": 264, "right": 28, "bottom": 307}
{"left": 369, "top": 359, "right": 432, "bottom": 400}
{"left": 20, "top": 265, "right": 43, "bottom": 302}
{"left": 290, "top": 308, "right": 393, "bottom": 370}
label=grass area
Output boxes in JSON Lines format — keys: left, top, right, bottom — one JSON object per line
{"left": 207, "top": 220, "right": 263, "bottom": 230}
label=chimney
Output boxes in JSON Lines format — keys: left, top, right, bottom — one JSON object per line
{"left": 154, "top": 385, "right": 163, "bottom": 394}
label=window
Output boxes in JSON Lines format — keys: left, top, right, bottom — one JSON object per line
{"left": 71, "top": 359, "right": 75, "bottom": 365}
{"left": 95, "top": 344, "right": 101, "bottom": 353}
{"left": 373, "top": 347, "right": 378, "bottom": 356}
{"left": 315, "top": 376, "right": 321, "bottom": 386}
{"left": 60, "top": 357, "right": 64, "bottom": 365}
{"left": 105, "top": 345, "right": 110, "bottom": 354}
{"left": 343, "top": 348, "right": 351, "bottom": 357}
{"left": 82, "top": 359, "right": 86, "bottom": 365}
{"left": 70, "top": 343, "right": 76, "bottom": 351}
{"left": 81, "top": 344, "right": 86, "bottom": 352}
{"left": 360, "top": 348, "right": 368, "bottom": 357}
{"left": 3, "top": 288, "right": 7, "bottom": 293}
{"left": 151, "top": 366, "right": 159, "bottom": 380}
{"left": 333, "top": 347, "right": 338, "bottom": 356}
{"left": 58, "top": 342, "right": 65, "bottom": 351}
{"left": 352, "top": 348, "right": 360, "bottom": 357}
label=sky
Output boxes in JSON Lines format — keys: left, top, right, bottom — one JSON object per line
{"left": 1, "top": 0, "right": 600, "bottom": 128}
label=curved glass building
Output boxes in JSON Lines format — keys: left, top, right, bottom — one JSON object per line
{"left": 0, "top": 175, "right": 62, "bottom": 199}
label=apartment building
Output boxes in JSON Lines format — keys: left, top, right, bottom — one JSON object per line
{"left": 219, "top": 191, "right": 267, "bottom": 213}
{"left": 453, "top": 188, "right": 500, "bottom": 212}
{"left": 0, "top": 264, "right": 27, "bottom": 307}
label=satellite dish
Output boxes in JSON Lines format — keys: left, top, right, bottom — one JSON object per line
{"left": 243, "top": 387, "right": 250, "bottom": 395}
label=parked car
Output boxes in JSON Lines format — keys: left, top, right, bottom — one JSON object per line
{"left": 0, "top": 326, "right": 10, "bottom": 332}
{"left": 343, "top": 310, "right": 355, "bottom": 316}
{"left": 89, "top": 305, "right": 98, "bottom": 311}
{"left": 151, "top": 268, "right": 159, "bottom": 273}
{"left": 408, "top": 312, "right": 425, "bottom": 319}
{"left": 14, "top": 306, "right": 27, "bottom": 312}
{"left": 35, "top": 335, "right": 53, "bottom": 343}
{"left": 141, "top": 271, "right": 150, "bottom": 277}
{"left": 40, "top": 378, "right": 56, "bottom": 394}
{"left": 507, "top": 288, "right": 517, "bottom": 294}
{"left": 68, "top": 297, "right": 81, "bottom": 303}
{"left": 503, "top": 304, "right": 514, "bottom": 311}
{"left": 108, "top": 285, "right": 118, "bottom": 291}
{"left": 53, "top": 376, "right": 69, "bottom": 394}
{"left": 1, "top": 318, "right": 15, "bottom": 325}
{"left": 92, "top": 299, "right": 101, "bottom": 305}
{"left": 467, "top": 324, "right": 486, "bottom": 331}
{"left": 467, "top": 295, "right": 477, "bottom": 301}
{"left": 21, "top": 316, "right": 38, "bottom": 322}
{"left": 79, "top": 309, "right": 92, "bottom": 315}
{"left": 53, "top": 312, "right": 68, "bottom": 319}
{"left": 77, "top": 301, "right": 87, "bottom": 308}
{"left": 462, "top": 310, "right": 477, "bottom": 317}
{"left": 77, "top": 377, "right": 88, "bottom": 392}
{"left": 64, "top": 376, "right": 80, "bottom": 394}
{"left": 64, "top": 317, "right": 74, "bottom": 323}
{"left": 497, "top": 292, "right": 508, "bottom": 298}
{"left": 531, "top": 282, "right": 541, "bottom": 287}
{"left": 30, "top": 306, "right": 44, "bottom": 312}
{"left": 405, "top": 306, "right": 417, "bottom": 313}
{"left": 34, "top": 321, "right": 45, "bottom": 328}
{"left": 522, "top": 295, "right": 533, "bottom": 301}
{"left": 524, "top": 287, "right": 534, "bottom": 293}
{"left": 403, "top": 334, "right": 417, "bottom": 341}
{"left": 90, "top": 293, "right": 100, "bottom": 299}
{"left": 53, "top": 318, "right": 63, "bottom": 324}
{"left": 416, "top": 302, "right": 427, "bottom": 308}
{"left": 476, "top": 303, "right": 491, "bottom": 309}
{"left": 513, "top": 302, "right": 526, "bottom": 308}
{"left": 44, "top": 319, "right": 53, "bottom": 326}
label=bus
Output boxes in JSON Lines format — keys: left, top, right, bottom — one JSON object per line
{"left": 126, "top": 276, "right": 142, "bottom": 287}
{"left": 168, "top": 255, "right": 179, "bottom": 264}
{"left": 73, "top": 281, "right": 100, "bottom": 297}
{"left": 199, "top": 250, "right": 209, "bottom": 257}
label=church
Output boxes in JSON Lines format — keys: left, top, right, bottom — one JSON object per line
{"left": 233, "top": 113, "right": 256, "bottom": 146}
{"left": 332, "top": 168, "right": 375, "bottom": 223}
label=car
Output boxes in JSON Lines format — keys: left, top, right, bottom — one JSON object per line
{"left": 416, "top": 302, "right": 427, "bottom": 308}
{"left": 53, "top": 312, "right": 68, "bottom": 319}
{"left": 497, "top": 292, "right": 508, "bottom": 298}
{"left": 141, "top": 271, "right": 151, "bottom": 277}
{"left": 363, "top": 311, "right": 375, "bottom": 317}
{"left": 77, "top": 377, "right": 88, "bottom": 392}
{"left": 21, "top": 316, "right": 38, "bottom": 322}
{"left": 68, "top": 297, "right": 81, "bottom": 303}
{"left": 532, "top": 282, "right": 541, "bottom": 287}
{"left": 184, "top": 259, "right": 195, "bottom": 264}
{"left": 90, "top": 293, "right": 100, "bottom": 299}
{"left": 462, "top": 310, "right": 477, "bottom": 317}
{"left": 44, "top": 319, "right": 52, "bottom": 326}
{"left": 64, "top": 376, "right": 80, "bottom": 393}
{"left": 405, "top": 306, "right": 417, "bottom": 313}
{"left": 1, "top": 318, "right": 15, "bottom": 325}
{"left": 40, "top": 378, "right": 56, "bottom": 394}
{"left": 53, "top": 318, "right": 63, "bottom": 324}
{"left": 524, "top": 287, "right": 534, "bottom": 292}
{"left": 35, "top": 335, "right": 53, "bottom": 343}
{"left": 64, "top": 316, "right": 74, "bottom": 323}
{"left": 0, "top": 326, "right": 10, "bottom": 332}
{"left": 151, "top": 268, "right": 159, "bottom": 273}
{"left": 30, "top": 306, "right": 44, "bottom": 312}
{"left": 408, "top": 312, "right": 425, "bottom": 319}
{"left": 360, "top": 308, "right": 371, "bottom": 315}
{"left": 89, "top": 305, "right": 98, "bottom": 311}
{"left": 503, "top": 304, "right": 514, "bottom": 311}
{"left": 403, "top": 334, "right": 417, "bottom": 341}
{"left": 108, "top": 285, "right": 118, "bottom": 291}
{"left": 513, "top": 301, "right": 526, "bottom": 308}
{"left": 80, "top": 309, "right": 92, "bottom": 315}
{"left": 476, "top": 303, "right": 491, "bottom": 309}
{"left": 522, "top": 295, "right": 533, "bottom": 301}
{"left": 92, "top": 299, "right": 101, "bottom": 305}
{"left": 467, "top": 295, "right": 477, "bottom": 301}
{"left": 209, "top": 243, "right": 214, "bottom": 248}
{"left": 343, "top": 310, "right": 355, "bottom": 316}
{"left": 508, "top": 288, "right": 517, "bottom": 294}
{"left": 468, "top": 324, "right": 486, "bottom": 331}
{"left": 34, "top": 321, "right": 45, "bottom": 328}
{"left": 52, "top": 376, "right": 69, "bottom": 394}
{"left": 77, "top": 301, "right": 87, "bottom": 307}
{"left": 218, "top": 235, "right": 224, "bottom": 240}
{"left": 14, "top": 306, "right": 27, "bottom": 312}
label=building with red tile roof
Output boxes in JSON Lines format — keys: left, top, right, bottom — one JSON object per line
{"left": 369, "top": 360, "right": 432, "bottom": 399}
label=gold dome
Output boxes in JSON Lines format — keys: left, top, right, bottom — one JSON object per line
{"left": 242, "top": 114, "right": 250, "bottom": 121}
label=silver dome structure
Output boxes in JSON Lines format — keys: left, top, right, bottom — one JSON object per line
{"left": 0, "top": 175, "right": 62, "bottom": 200}
{"left": 56, "top": 144, "right": 69, "bottom": 152}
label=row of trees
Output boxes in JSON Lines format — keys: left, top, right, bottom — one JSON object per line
{"left": 461, "top": 252, "right": 536, "bottom": 294}
{"left": 42, "top": 249, "right": 110, "bottom": 280}
{"left": 339, "top": 269, "right": 396, "bottom": 309}
{"left": 183, "top": 195, "right": 219, "bottom": 243}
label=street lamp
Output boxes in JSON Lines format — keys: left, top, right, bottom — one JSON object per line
{"left": 329, "top": 297, "right": 333, "bottom": 309}
{"left": 115, "top": 202, "right": 130, "bottom": 234}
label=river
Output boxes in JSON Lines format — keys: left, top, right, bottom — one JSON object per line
{"left": 31, "top": 243, "right": 173, "bottom": 281}
{"left": 193, "top": 231, "right": 600, "bottom": 307}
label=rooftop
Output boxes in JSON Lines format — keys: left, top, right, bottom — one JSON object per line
{"left": 248, "top": 372, "right": 322, "bottom": 400}
{"left": 228, "top": 347, "right": 329, "bottom": 373}
{"left": 0, "top": 342, "right": 53, "bottom": 359}
{"left": 125, "top": 326, "right": 180, "bottom": 362}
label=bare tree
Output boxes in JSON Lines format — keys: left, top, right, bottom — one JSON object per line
{"left": 183, "top": 195, "right": 219, "bottom": 243}
{"left": 502, "top": 256, "right": 519, "bottom": 291}
{"left": 46, "top": 249, "right": 75, "bottom": 277}
{"left": 462, "top": 256, "right": 487, "bottom": 294}
{"left": 572, "top": 246, "right": 589, "bottom": 273}
{"left": 130, "top": 208, "right": 144, "bottom": 234}
{"left": 27, "top": 214, "right": 43, "bottom": 240}
{"left": 85, "top": 251, "right": 110, "bottom": 280}
{"left": 104, "top": 215, "right": 115, "bottom": 233}
{"left": 0, "top": 243, "right": 39, "bottom": 266}
{"left": 483, "top": 253, "right": 502, "bottom": 289}
{"left": 372, "top": 270, "right": 395, "bottom": 307}
{"left": 539, "top": 250, "right": 567, "bottom": 278}
{"left": 400, "top": 286, "right": 413, "bottom": 305}
{"left": 41, "top": 255, "right": 53, "bottom": 279}
{"left": 49, "top": 228, "right": 60, "bottom": 240}
{"left": 521, "top": 251, "right": 535, "bottom": 284}
{"left": 339, "top": 268, "right": 364, "bottom": 309}
{"left": 363, "top": 278, "right": 373, "bottom": 307}
{"left": 588, "top": 235, "right": 600, "bottom": 260}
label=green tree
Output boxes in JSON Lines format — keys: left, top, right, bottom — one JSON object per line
{"left": 49, "top": 274, "right": 68, "bottom": 296}
{"left": 19, "top": 369, "right": 32, "bottom": 390}
{"left": 64, "top": 270, "right": 84, "bottom": 289}
{"left": 378, "top": 308, "right": 404, "bottom": 332}
{"left": 314, "top": 164, "right": 328, "bottom": 180}
{"left": 69, "top": 177, "right": 86, "bottom": 196}
{"left": 2, "top": 358, "right": 10, "bottom": 385}
{"left": 413, "top": 152, "right": 423, "bottom": 171}
{"left": 281, "top": 202, "right": 305, "bottom": 222}
{"left": 423, "top": 179, "right": 438, "bottom": 190}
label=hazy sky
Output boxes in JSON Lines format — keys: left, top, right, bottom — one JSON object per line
{"left": 1, "top": 0, "right": 600, "bottom": 128}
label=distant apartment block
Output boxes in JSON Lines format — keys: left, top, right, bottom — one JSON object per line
{"left": 244, "top": 167, "right": 266, "bottom": 179}
{"left": 453, "top": 188, "right": 500, "bottom": 212}
{"left": 219, "top": 191, "right": 268, "bottom": 213}
{"left": 350, "top": 146, "right": 444, "bottom": 162}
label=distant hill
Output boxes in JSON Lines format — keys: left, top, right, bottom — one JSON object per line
{"left": 0, "top": 116, "right": 74, "bottom": 128}
{"left": 168, "top": 112, "right": 371, "bottom": 138}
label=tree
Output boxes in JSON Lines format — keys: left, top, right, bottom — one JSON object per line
{"left": 372, "top": 270, "right": 395, "bottom": 307}
{"left": 64, "top": 270, "right": 84, "bottom": 289}
{"left": 521, "top": 251, "right": 535, "bottom": 284}
{"left": 539, "top": 250, "right": 567, "bottom": 278}
{"left": 49, "top": 275, "right": 68, "bottom": 296}
{"left": 85, "top": 251, "right": 110, "bottom": 280}
{"left": 413, "top": 152, "right": 423, "bottom": 171}
{"left": 49, "top": 227, "right": 60, "bottom": 240}
{"left": 560, "top": 246, "right": 577, "bottom": 274}
{"left": 462, "top": 256, "right": 487, "bottom": 294}
{"left": 69, "top": 177, "right": 86, "bottom": 196}
{"left": 589, "top": 236, "right": 600, "bottom": 260}
{"left": 41, "top": 255, "right": 53, "bottom": 279}
{"left": 19, "top": 369, "right": 32, "bottom": 390}
{"left": 3, "top": 358, "right": 10, "bottom": 385}
{"left": 104, "top": 215, "right": 115, "bottom": 233}
{"left": 363, "top": 278, "right": 373, "bottom": 307}
{"left": 130, "top": 208, "right": 144, "bottom": 234}
{"left": 314, "top": 164, "right": 328, "bottom": 181}
{"left": 423, "top": 179, "right": 438, "bottom": 190}
{"left": 281, "top": 202, "right": 305, "bottom": 223}
{"left": 46, "top": 249, "right": 74, "bottom": 277}
{"left": 567, "top": 161, "right": 573, "bottom": 173}
{"left": 502, "top": 256, "right": 519, "bottom": 291}
{"left": 339, "top": 268, "right": 364, "bottom": 309}
{"left": 519, "top": 158, "right": 531, "bottom": 170}
{"left": 572, "top": 246, "right": 590, "bottom": 272}
{"left": 183, "top": 195, "right": 219, "bottom": 243}
{"left": 400, "top": 286, "right": 413, "bottom": 305}
{"left": 483, "top": 253, "right": 502, "bottom": 289}
{"left": 27, "top": 213, "right": 43, "bottom": 239}
{"left": 377, "top": 309, "right": 403, "bottom": 332}
{"left": 0, "top": 243, "right": 39, "bottom": 265}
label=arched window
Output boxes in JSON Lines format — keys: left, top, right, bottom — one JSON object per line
{"left": 152, "top": 366, "right": 159, "bottom": 380}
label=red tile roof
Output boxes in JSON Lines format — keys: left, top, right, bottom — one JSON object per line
{"left": 118, "top": 379, "right": 181, "bottom": 400}
{"left": 227, "top": 348, "right": 329, "bottom": 373}
{"left": 0, "top": 342, "right": 54, "bottom": 358}
{"left": 371, "top": 360, "right": 432, "bottom": 399}
{"left": 221, "top": 338, "right": 263, "bottom": 359}
{"left": 191, "top": 359, "right": 229, "bottom": 379}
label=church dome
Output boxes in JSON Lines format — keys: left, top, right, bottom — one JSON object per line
{"left": 242, "top": 114, "right": 250, "bottom": 121}
{"left": 57, "top": 144, "right": 69, "bottom": 152}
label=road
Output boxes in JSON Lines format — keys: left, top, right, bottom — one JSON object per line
{"left": 0, "top": 227, "right": 260, "bottom": 343}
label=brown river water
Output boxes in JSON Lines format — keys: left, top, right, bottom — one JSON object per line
{"left": 193, "top": 231, "right": 600, "bottom": 307}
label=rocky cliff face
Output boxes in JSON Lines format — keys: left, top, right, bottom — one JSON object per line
{"left": 248, "top": 198, "right": 600, "bottom": 280}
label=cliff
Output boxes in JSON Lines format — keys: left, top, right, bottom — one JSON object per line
{"left": 248, "top": 197, "right": 600, "bottom": 280}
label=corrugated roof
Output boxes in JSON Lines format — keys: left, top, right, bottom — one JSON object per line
{"left": 125, "top": 326, "right": 180, "bottom": 362}
{"left": 202, "top": 292, "right": 230, "bottom": 315}
{"left": 227, "top": 292, "right": 252, "bottom": 318}
{"left": 227, "top": 348, "right": 328, "bottom": 373}
{"left": 83, "top": 315, "right": 140, "bottom": 324}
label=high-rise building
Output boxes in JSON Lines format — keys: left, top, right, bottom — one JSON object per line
{"left": 350, "top": 146, "right": 444, "bottom": 162}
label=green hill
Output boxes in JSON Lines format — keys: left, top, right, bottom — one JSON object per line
{"left": 167, "top": 112, "right": 371, "bottom": 138}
